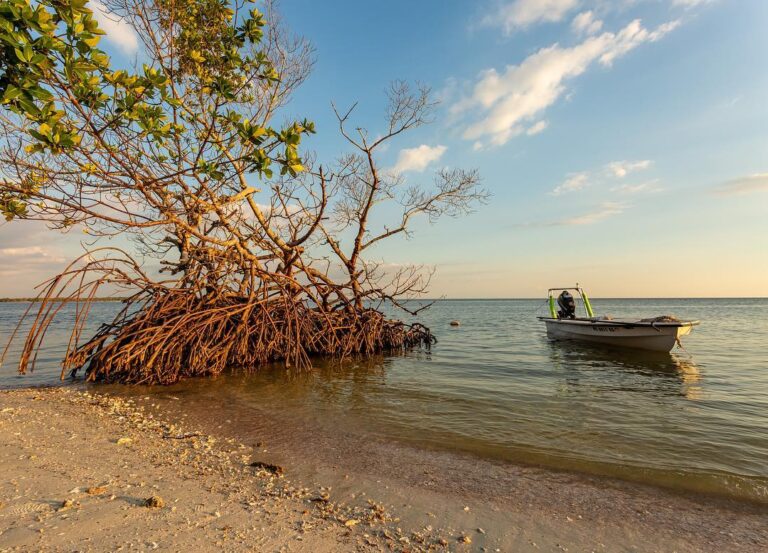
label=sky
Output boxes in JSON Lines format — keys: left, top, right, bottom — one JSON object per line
{"left": 1, "top": 0, "right": 767, "bottom": 298}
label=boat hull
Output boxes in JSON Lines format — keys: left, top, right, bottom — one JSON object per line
{"left": 542, "top": 319, "right": 695, "bottom": 352}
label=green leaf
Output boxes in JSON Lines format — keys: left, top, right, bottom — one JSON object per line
{"left": 30, "top": 53, "right": 48, "bottom": 66}
{"left": 28, "top": 86, "right": 53, "bottom": 101}
{"left": 70, "top": 0, "right": 89, "bottom": 12}
{"left": 83, "top": 35, "right": 100, "bottom": 48}
{"left": 2, "top": 199, "right": 29, "bottom": 221}
{"left": 17, "top": 96, "right": 40, "bottom": 117}
{"left": 2, "top": 86, "right": 22, "bottom": 102}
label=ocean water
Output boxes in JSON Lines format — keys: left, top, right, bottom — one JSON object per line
{"left": 1, "top": 298, "right": 767, "bottom": 502}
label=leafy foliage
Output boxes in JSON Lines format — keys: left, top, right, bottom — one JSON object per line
{"left": 0, "top": 0, "right": 312, "bottom": 221}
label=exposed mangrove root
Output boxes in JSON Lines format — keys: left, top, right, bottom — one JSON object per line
{"left": 1, "top": 251, "right": 436, "bottom": 385}
{"left": 11, "top": 288, "right": 433, "bottom": 385}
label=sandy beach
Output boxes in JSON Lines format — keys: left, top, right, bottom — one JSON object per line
{"left": 0, "top": 388, "right": 411, "bottom": 552}
{"left": 1, "top": 387, "right": 766, "bottom": 552}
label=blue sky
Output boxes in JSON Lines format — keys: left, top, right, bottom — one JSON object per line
{"left": 1, "top": 0, "right": 767, "bottom": 297}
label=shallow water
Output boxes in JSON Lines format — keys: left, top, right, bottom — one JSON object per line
{"left": 2, "top": 298, "right": 767, "bottom": 502}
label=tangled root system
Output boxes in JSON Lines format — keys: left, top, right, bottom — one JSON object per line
{"left": 15, "top": 289, "right": 434, "bottom": 385}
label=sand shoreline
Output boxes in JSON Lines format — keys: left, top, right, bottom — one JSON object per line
{"left": 1, "top": 387, "right": 766, "bottom": 552}
{"left": 0, "top": 388, "right": 423, "bottom": 552}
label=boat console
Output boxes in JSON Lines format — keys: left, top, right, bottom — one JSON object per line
{"left": 557, "top": 291, "right": 576, "bottom": 319}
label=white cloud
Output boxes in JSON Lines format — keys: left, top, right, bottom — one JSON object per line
{"left": 0, "top": 244, "right": 67, "bottom": 284}
{"left": 672, "top": 0, "right": 713, "bottom": 8}
{"left": 514, "top": 201, "right": 627, "bottom": 227}
{"left": 598, "top": 20, "right": 680, "bottom": 66}
{"left": 610, "top": 180, "right": 663, "bottom": 194}
{"left": 0, "top": 221, "right": 85, "bottom": 295}
{"left": 484, "top": 0, "right": 580, "bottom": 34}
{"left": 571, "top": 11, "right": 603, "bottom": 36}
{"left": 606, "top": 159, "right": 652, "bottom": 178}
{"left": 0, "top": 246, "right": 65, "bottom": 262}
{"left": 550, "top": 160, "right": 654, "bottom": 195}
{"left": 392, "top": 145, "right": 447, "bottom": 173}
{"left": 452, "top": 19, "right": 680, "bottom": 148}
{"left": 714, "top": 174, "right": 768, "bottom": 196}
{"left": 551, "top": 172, "right": 589, "bottom": 195}
{"left": 562, "top": 201, "right": 626, "bottom": 225}
{"left": 252, "top": 202, "right": 301, "bottom": 216}
{"left": 2, "top": 246, "right": 42, "bottom": 257}
{"left": 91, "top": 1, "right": 139, "bottom": 54}
{"left": 526, "top": 120, "right": 549, "bottom": 135}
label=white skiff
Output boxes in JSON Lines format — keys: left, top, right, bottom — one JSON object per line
{"left": 539, "top": 287, "right": 699, "bottom": 353}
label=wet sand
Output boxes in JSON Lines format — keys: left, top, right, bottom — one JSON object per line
{"left": 144, "top": 383, "right": 768, "bottom": 553}
{"left": 1, "top": 387, "right": 766, "bottom": 552}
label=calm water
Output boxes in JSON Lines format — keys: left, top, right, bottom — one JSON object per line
{"left": 1, "top": 299, "right": 767, "bottom": 502}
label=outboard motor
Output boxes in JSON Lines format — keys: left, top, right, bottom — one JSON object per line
{"left": 557, "top": 291, "right": 576, "bottom": 319}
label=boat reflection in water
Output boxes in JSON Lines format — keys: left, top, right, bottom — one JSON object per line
{"left": 546, "top": 340, "right": 703, "bottom": 400}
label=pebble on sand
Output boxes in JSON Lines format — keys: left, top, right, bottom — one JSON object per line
{"left": 249, "top": 461, "right": 284, "bottom": 476}
{"left": 344, "top": 519, "right": 360, "bottom": 527}
{"left": 145, "top": 495, "right": 165, "bottom": 508}
{"left": 58, "top": 499, "right": 74, "bottom": 511}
